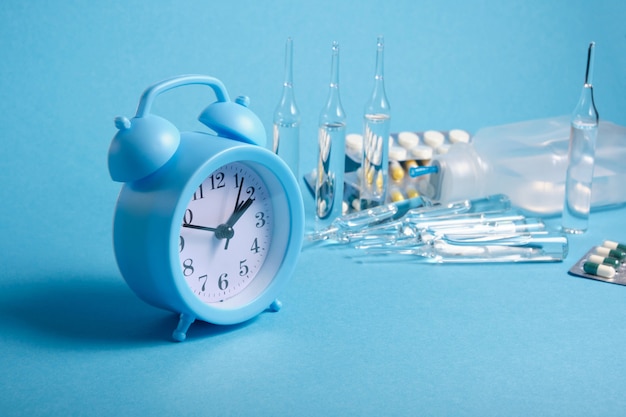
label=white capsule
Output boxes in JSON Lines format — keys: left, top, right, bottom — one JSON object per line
{"left": 595, "top": 246, "right": 611, "bottom": 257}
{"left": 603, "top": 240, "right": 618, "bottom": 249}
{"left": 589, "top": 254, "right": 603, "bottom": 263}
{"left": 603, "top": 240, "right": 626, "bottom": 251}
{"left": 583, "top": 261, "right": 616, "bottom": 279}
{"left": 588, "top": 254, "right": 620, "bottom": 268}
{"left": 596, "top": 245, "right": 626, "bottom": 261}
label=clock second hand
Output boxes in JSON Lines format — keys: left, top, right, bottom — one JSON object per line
{"left": 234, "top": 174, "right": 245, "bottom": 212}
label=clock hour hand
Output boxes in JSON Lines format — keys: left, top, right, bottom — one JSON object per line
{"left": 182, "top": 223, "right": 218, "bottom": 232}
{"left": 184, "top": 221, "right": 236, "bottom": 250}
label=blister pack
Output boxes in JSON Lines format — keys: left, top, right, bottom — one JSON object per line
{"left": 568, "top": 240, "right": 626, "bottom": 285}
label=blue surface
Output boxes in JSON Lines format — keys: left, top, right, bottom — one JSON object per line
{"left": 2, "top": 1, "right": 626, "bottom": 415}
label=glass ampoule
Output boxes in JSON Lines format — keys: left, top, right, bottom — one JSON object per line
{"left": 562, "top": 42, "right": 599, "bottom": 234}
{"left": 315, "top": 41, "right": 346, "bottom": 231}
{"left": 360, "top": 35, "right": 391, "bottom": 210}
{"left": 272, "top": 37, "right": 301, "bottom": 180}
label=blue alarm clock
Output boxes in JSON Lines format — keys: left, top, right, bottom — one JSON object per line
{"left": 107, "top": 74, "right": 304, "bottom": 342}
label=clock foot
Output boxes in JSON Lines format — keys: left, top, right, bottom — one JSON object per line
{"left": 268, "top": 299, "right": 282, "bottom": 312}
{"left": 172, "top": 313, "right": 195, "bottom": 342}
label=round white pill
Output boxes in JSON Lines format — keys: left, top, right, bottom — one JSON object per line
{"left": 449, "top": 129, "right": 471, "bottom": 144}
{"left": 423, "top": 130, "right": 445, "bottom": 148}
{"left": 389, "top": 146, "right": 407, "bottom": 161}
{"left": 389, "top": 146, "right": 408, "bottom": 161}
{"left": 397, "top": 131, "right": 420, "bottom": 149}
{"left": 410, "top": 145, "right": 433, "bottom": 161}
{"left": 436, "top": 144, "right": 451, "bottom": 155}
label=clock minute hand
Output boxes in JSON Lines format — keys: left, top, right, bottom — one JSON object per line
{"left": 222, "top": 196, "right": 255, "bottom": 250}
{"left": 227, "top": 197, "right": 254, "bottom": 227}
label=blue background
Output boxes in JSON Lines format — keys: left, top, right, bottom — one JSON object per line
{"left": 2, "top": 1, "right": 626, "bottom": 415}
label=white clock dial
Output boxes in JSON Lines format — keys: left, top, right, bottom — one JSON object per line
{"left": 178, "top": 162, "right": 273, "bottom": 303}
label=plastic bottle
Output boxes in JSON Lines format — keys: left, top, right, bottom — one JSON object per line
{"left": 419, "top": 116, "right": 626, "bottom": 216}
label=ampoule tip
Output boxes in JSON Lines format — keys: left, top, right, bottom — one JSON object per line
{"left": 584, "top": 41, "right": 596, "bottom": 86}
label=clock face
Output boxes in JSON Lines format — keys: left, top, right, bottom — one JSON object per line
{"left": 178, "top": 162, "right": 273, "bottom": 304}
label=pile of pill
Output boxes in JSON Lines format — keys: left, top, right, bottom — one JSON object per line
{"left": 569, "top": 240, "right": 626, "bottom": 285}
{"left": 344, "top": 129, "right": 471, "bottom": 209}
{"left": 304, "top": 129, "right": 472, "bottom": 215}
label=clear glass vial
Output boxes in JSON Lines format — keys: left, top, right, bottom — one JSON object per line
{"left": 562, "top": 42, "right": 599, "bottom": 234}
{"left": 272, "top": 37, "right": 301, "bottom": 181}
{"left": 360, "top": 35, "right": 391, "bottom": 210}
{"left": 315, "top": 41, "right": 346, "bottom": 230}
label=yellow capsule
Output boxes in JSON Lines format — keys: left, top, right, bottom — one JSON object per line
{"left": 390, "top": 161, "right": 405, "bottom": 182}
{"left": 390, "top": 189, "right": 405, "bottom": 202}
{"left": 376, "top": 171, "right": 384, "bottom": 191}
{"left": 406, "top": 187, "right": 419, "bottom": 199}
{"left": 402, "top": 159, "right": 418, "bottom": 172}
{"left": 366, "top": 166, "right": 375, "bottom": 185}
